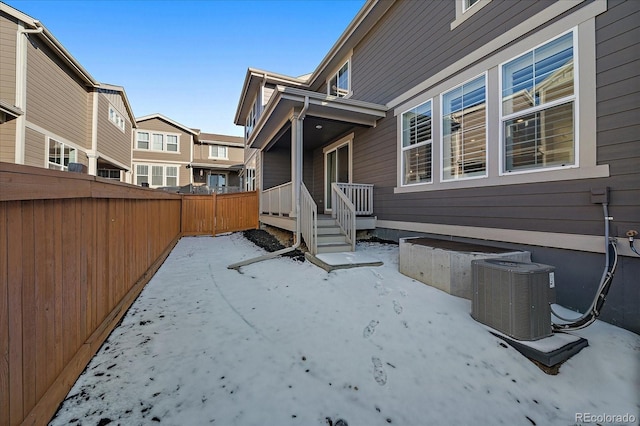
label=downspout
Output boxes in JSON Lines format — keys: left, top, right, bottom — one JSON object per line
{"left": 228, "top": 96, "right": 309, "bottom": 270}
{"left": 14, "top": 20, "right": 43, "bottom": 164}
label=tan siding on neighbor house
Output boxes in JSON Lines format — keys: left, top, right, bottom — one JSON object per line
{"left": 24, "top": 126, "right": 44, "bottom": 167}
{"left": 133, "top": 118, "right": 191, "bottom": 163}
{"left": 0, "top": 12, "right": 17, "bottom": 105}
{"left": 25, "top": 35, "right": 89, "bottom": 147}
{"left": 96, "top": 95, "right": 131, "bottom": 167}
{"left": 0, "top": 122, "right": 16, "bottom": 163}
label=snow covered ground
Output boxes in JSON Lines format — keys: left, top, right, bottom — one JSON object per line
{"left": 50, "top": 234, "right": 640, "bottom": 426}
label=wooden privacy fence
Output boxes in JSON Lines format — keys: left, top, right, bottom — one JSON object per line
{"left": 0, "top": 163, "right": 258, "bottom": 426}
{"left": 181, "top": 191, "right": 259, "bottom": 236}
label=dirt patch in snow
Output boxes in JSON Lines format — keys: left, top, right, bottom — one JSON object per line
{"left": 242, "top": 228, "right": 306, "bottom": 262}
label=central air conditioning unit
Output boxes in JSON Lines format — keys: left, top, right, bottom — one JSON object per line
{"left": 471, "top": 259, "right": 555, "bottom": 341}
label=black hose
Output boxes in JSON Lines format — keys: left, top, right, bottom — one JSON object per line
{"left": 552, "top": 242, "right": 618, "bottom": 331}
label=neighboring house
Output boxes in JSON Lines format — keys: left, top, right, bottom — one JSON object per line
{"left": 133, "top": 114, "right": 244, "bottom": 191}
{"left": 133, "top": 114, "right": 197, "bottom": 188}
{"left": 192, "top": 132, "right": 244, "bottom": 192}
{"left": 234, "top": 0, "right": 639, "bottom": 332}
{"left": 0, "top": 3, "right": 135, "bottom": 180}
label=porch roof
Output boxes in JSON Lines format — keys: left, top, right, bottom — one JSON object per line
{"left": 247, "top": 86, "right": 387, "bottom": 150}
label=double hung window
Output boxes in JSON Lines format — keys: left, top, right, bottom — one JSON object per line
{"left": 136, "top": 131, "right": 180, "bottom": 153}
{"left": 501, "top": 31, "right": 575, "bottom": 172}
{"left": 401, "top": 101, "right": 432, "bottom": 185}
{"left": 48, "top": 139, "right": 77, "bottom": 171}
{"left": 209, "top": 145, "right": 228, "bottom": 159}
{"left": 328, "top": 60, "right": 350, "bottom": 97}
{"left": 442, "top": 75, "right": 487, "bottom": 180}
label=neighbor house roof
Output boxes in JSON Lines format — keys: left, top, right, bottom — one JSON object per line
{"left": 198, "top": 132, "right": 244, "bottom": 147}
{"left": 136, "top": 113, "right": 199, "bottom": 135}
{"left": 98, "top": 83, "right": 137, "bottom": 127}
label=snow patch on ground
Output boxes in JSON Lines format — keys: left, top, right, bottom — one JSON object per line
{"left": 49, "top": 234, "right": 640, "bottom": 426}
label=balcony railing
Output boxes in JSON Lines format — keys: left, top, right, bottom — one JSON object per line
{"left": 261, "top": 182, "right": 292, "bottom": 216}
{"left": 335, "top": 182, "right": 373, "bottom": 215}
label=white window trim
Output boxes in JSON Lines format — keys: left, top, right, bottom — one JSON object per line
{"left": 451, "top": 0, "right": 493, "bottom": 30}
{"left": 45, "top": 136, "right": 81, "bottom": 171}
{"left": 439, "top": 73, "right": 488, "bottom": 182}
{"left": 498, "top": 28, "right": 578, "bottom": 176}
{"left": 108, "top": 105, "right": 126, "bottom": 132}
{"left": 133, "top": 163, "right": 180, "bottom": 188}
{"left": 323, "top": 133, "right": 353, "bottom": 211}
{"left": 209, "top": 144, "right": 229, "bottom": 160}
{"left": 393, "top": 15, "right": 607, "bottom": 194}
{"left": 400, "top": 99, "right": 433, "bottom": 187}
{"left": 134, "top": 130, "right": 181, "bottom": 154}
{"left": 326, "top": 56, "right": 352, "bottom": 99}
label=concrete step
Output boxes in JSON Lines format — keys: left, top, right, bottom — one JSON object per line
{"left": 317, "top": 233, "right": 348, "bottom": 244}
{"left": 316, "top": 242, "right": 353, "bottom": 254}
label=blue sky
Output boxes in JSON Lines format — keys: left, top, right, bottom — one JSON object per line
{"left": 7, "top": 0, "right": 366, "bottom": 135}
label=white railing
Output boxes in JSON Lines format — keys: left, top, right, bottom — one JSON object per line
{"left": 331, "top": 183, "right": 356, "bottom": 251}
{"left": 300, "top": 183, "right": 318, "bottom": 255}
{"left": 335, "top": 183, "right": 374, "bottom": 215}
{"left": 261, "top": 182, "right": 292, "bottom": 216}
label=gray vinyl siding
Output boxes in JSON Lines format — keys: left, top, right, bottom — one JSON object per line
{"left": 594, "top": 0, "right": 640, "bottom": 238}
{"left": 352, "top": 0, "right": 568, "bottom": 105}
{"left": 261, "top": 145, "right": 290, "bottom": 190}
{"left": 342, "top": 0, "right": 640, "bottom": 240}
{"left": 25, "top": 33, "right": 89, "bottom": 147}
{"left": 0, "top": 12, "right": 16, "bottom": 105}
{"left": 97, "top": 94, "right": 131, "bottom": 167}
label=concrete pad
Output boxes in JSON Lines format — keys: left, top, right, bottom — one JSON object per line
{"left": 305, "top": 251, "right": 383, "bottom": 272}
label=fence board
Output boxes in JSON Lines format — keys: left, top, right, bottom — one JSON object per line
{"left": 216, "top": 191, "right": 259, "bottom": 234}
{"left": 7, "top": 201, "right": 24, "bottom": 424}
{"left": 0, "top": 203, "right": 9, "bottom": 426}
{"left": 181, "top": 195, "right": 216, "bottom": 235}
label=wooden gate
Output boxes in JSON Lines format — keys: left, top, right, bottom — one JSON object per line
{"left": 181, "top": 191, "right": 258, "bottom": 235}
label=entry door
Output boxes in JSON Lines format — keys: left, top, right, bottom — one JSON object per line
{"left": 325, "top": 142, "right": 351, "bottom": 211}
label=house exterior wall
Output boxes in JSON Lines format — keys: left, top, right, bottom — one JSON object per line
{"left": 132, "top": 117, "right": 193, "bottom": 188}
{"left": 132, "top": 118, "right": 191, "bottom": 164}
{"left": 96, "top": 93, "right": 132, "bottom": 168}
{"left": 262, "top": 145, "right": 291, "bottom": 190}
{"left": 335, "top": 0, "right": 639, "bottom": 332}
{"left": 0, "top": 12, "right": 17, "bottom": 104}
{"left": 25, "top": 32, "right": 89, "bottom": 151}
{"left": 0, "top": 121, "right": 16, "bottom": 162}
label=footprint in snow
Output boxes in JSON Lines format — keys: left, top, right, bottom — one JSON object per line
{"left": 393, "top": 300, "right": 403, "bottom": 315}
{"left": 372, "top": 357, "right": 387, "bottom": 386}
{"left": 363, "top": 320, "right": 379, "bottom": 338}
{"left": 371, "top": 270, "right": 384, "bottom": 280}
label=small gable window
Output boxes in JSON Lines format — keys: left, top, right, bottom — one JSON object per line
{"left": 328, "top": 60, "right": 350, "bottom": 98}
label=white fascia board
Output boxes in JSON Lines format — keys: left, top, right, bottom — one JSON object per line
{"left": 234, "top": 68, "right": 309, "bottom": 125}
{"left": 98, "top": 83, "right": 136, "bottom": 126}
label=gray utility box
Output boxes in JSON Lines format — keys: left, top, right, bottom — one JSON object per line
{"left": 472, "top": 259, "right": 555, "bottom": 341}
